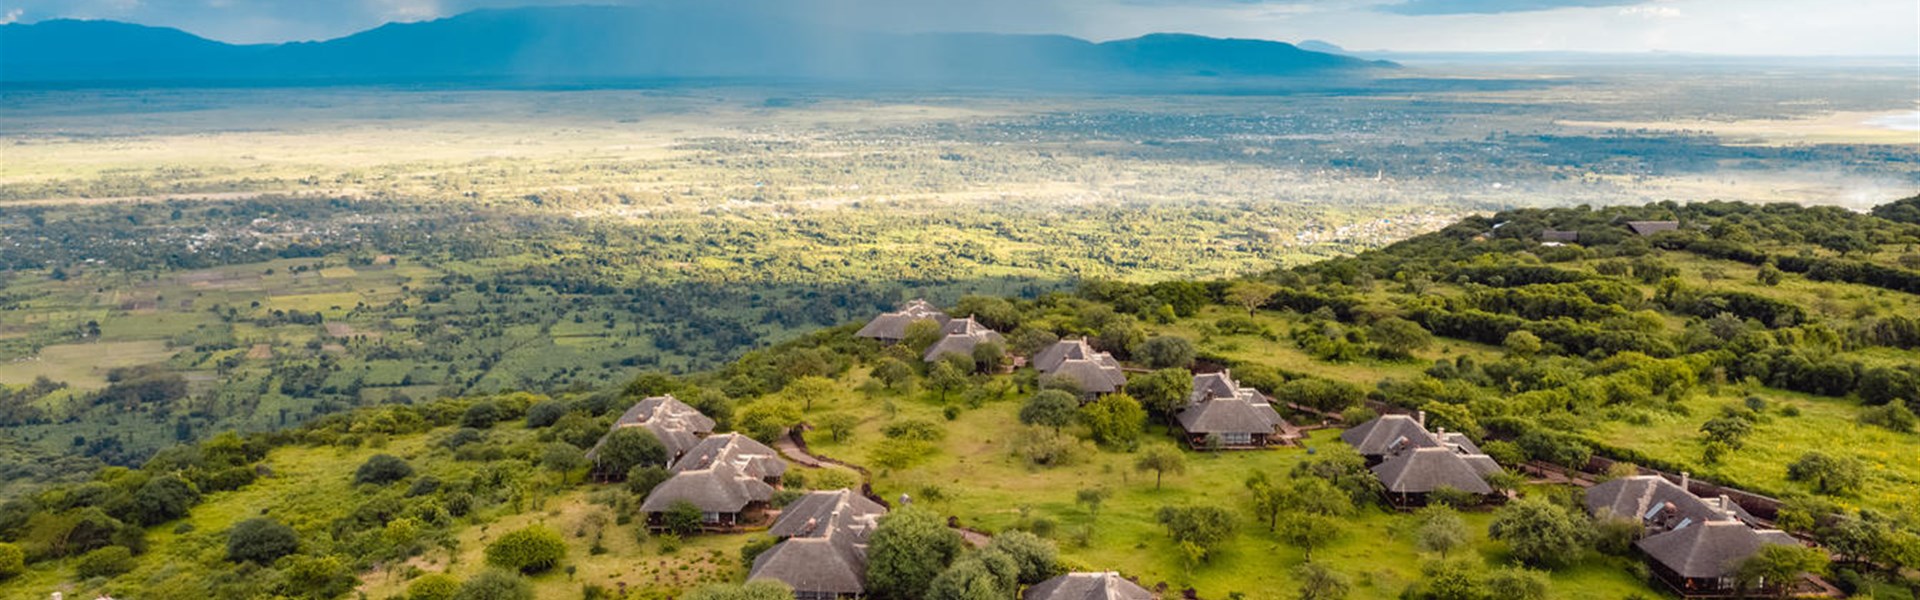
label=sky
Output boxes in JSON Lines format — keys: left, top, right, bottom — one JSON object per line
{"left": 1, "top": 0, "right": 1915, "bottom": 56}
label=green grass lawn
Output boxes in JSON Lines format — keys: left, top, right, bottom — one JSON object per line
{"left": 1586, "top": 388, "right": 1919, "bottom": 516}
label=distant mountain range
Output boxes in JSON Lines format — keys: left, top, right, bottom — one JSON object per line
{"left": 0, "top": 6, "right": 1393, "bottom": 87}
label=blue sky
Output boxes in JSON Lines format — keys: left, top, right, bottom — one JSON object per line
{"left": 2, "top": 0, "right": 1914, "bottom": 56}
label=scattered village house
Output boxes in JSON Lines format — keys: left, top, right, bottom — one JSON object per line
{"left": 1032, "top": 338, "right": 1126, "bottom": 399}
{"left": 1024, "top": 572, "right": 1157, "bottom": 600}
{"left": 922, "top": 316, "right": 1006, "bottom": 363}
{"left": 639, "top": 433, "right": 788, "bottom": 529}
{"left": 1173, "top": 370, "right": 1295, "bottom": 449}
{"left": 1586, "top": 474, "right": 1804, "bottom": 597}
{"left": 1626, "top": 220, "right": 1681, "bottom": 236}
{"left": 749, "top": 489, "right": 887, "bottom": 600}
{"left": 586, "top": 394, "right": 716, "bottom": 477}
{"left": 855, "top": 299, "right": 950, "bottom": 343}
{"left": 1540, "top": 228, "right": 1580, "bottom": 243}
{"left": 1342, "top": 412, "right": 1505, "bottom": 507}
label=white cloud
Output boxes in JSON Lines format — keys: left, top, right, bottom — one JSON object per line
{"left": 1618, "top": 5, "right": 1679, "bottom": 18}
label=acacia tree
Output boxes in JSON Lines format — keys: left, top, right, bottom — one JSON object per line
{"left": 1226, "top": 281, "right": 1281, "bottom": 316}
{"left": 1413, "top": 505, "right": 1468, "bottom": 558}
{"left": 1294, "top": 562, "right": 1351, "bottom": 600}
{"left": 928, "top": 359, "right": 972, "bottom": 402}
{"left": 1133, "top": 446, "right": 1187, "bottom": 490}
{"left": 1077, "top": 487, "right": 1111, "bottom": 522}
{"left": 784, "top": 376, "right": 837, "bottom": 412}
{"left": 1275, "top": 511, "right": 1339, "bottom": 560}
{"left": 818, "top": 412, "right": 860, "bottom": 443}
{"left": 1368, "top": 317, "right": 1432, "bottom": 359}
{"left": 872, "top": 358, "right": 916, "bottom": 391}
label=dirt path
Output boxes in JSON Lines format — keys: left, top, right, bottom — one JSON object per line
{"left": 773, "top": 430, "right": 825, "bottom": 468}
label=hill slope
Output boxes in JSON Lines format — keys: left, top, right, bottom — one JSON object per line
{"left": 4, "top": 199, "right": 1919, "bottom": 599}
{"left": 0, "top": 6, "right": 1393, "bottom": 86}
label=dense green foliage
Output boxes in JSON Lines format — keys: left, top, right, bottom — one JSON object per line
{"left": 483, "top": 526, "right": 568, "bottom": 574}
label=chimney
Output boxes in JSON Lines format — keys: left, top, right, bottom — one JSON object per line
{"left": 1417, "top": 410, "right": 1426, "bottom": 428}
{"left": 1680, "top": 471, "right": 1691, "bottom": 492}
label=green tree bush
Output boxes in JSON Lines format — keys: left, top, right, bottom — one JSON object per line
{"left": 484, "top": 526, "right": 567, "bottom": 574}
{"left": 227, "top": 517, "right": 299, "bottom": 564}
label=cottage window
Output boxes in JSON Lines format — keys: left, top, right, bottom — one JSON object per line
{"left": 703, "top": 512, "right": 722, "bottom": 523}
{"left": 1224, "top": 433, "right": 1252, "bottom": 445}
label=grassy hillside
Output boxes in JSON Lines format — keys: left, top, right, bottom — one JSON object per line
{"left": 5, "top": 199, "right": 1920, "bottom": 600}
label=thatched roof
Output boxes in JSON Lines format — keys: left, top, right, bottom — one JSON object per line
{"left": 1051, "top": 357, "right": 1127, "bottom": 394}
{"left": 749, "top": 534, "right": 870, "bottom": 597}
{"left": 1636, "top": 520, "right": 1797, "bottom": 579}
{"left": 769, "top": 489, "right": 885, "bottom": 540}
{"left": 1024, "top": 572, "right": 1156, "bottom": 600}
{"left": 1588, "top": 476, "right": 1715, "bottom": 523}
{"left": 1189, "top": 372, "right": 1241, "bottom": 404}
{"left": 924, "top": 327, "right": 1006, "bottom": 363}
{"left": 1585, "top": 475, "right": 1758, "bottom": 532}
{"left": 673, "top": 433, "right": 787, "bottom": 480}
{"left": 751, "top": 489, "right": 886, "bottom": 597}
{"left": 1340, "top": 414, "right": 1440, "bottom": 458}
{"left": 856, "top": 299, "right": 950, "bottom": 341}
{"left": 639, "top": 461, "right": 775, "bottom": 514}
{"left": 1034, "top": 339, "right": 1101, "bottom": 373}
{"left": 1372, "top": 446, "right": 1496, "bottom": 495}
{"left": 588, "top": 395, "right": 715, "bottom": 462}
{"left": 1437, "top": 431, "right": 1482, "bottom": 456}
{"left": 941, "top": 316, "right": 992, "bottom": 336}
{"left": 1541, "top": 229, "right": 1580, "bottom": 243}
{"left": 1176, "top": 396, "right": 1286, "bottom": 437}
{"left": 1626, "top": 221, "right": 1680, "bottom": 236}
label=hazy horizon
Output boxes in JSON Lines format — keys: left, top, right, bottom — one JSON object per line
{"left": 3, "top": 0, "right": 1915, "bottom": 58}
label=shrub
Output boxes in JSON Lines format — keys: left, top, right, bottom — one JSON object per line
{"left": 1488, "top": 499, "right": 1589, "bottom": 568}
{"left": 867, "top": 507, "right": 966, "bottom": 600}
{"left": 1019, "top": 390, "right": 1081, "bottom": 433}
{"left": 881, "top": 418, "right": 946, "bottom": 442}
{"left": 1081, "top": 393, "right": 1146, "bottom": 449}
{"left": 130, "top": 473, "right": 200, "bottom": 526}
{"left": 406, "top": 573, "right": 461, "bottom": 600}
{"left": 456, "top": 570, "right": 534, "bottom": 600}
{"left": 484, "top": 526, "right": 567, "bottom": 574}
{"left": 354, "top": 454, "right": 414, "bottom": 485}
{"left": 74, "top": 545, "right": 136, "bottom": 579}
{"left": 462, "top": 401, "right": 502, "bottom": 429}
{"left": 985, "top": 530, "right": 1058, "bottom": 584}
{"left": 1859, "top": 400, "right": 1917, "bottom": 433}
{"left": 227, "top": 518, "right": 300, "bottom": 564}
{"left": 663, "top": 501, "right": 705, "bottom": 535}
{"left": 626, "top": 465, "right": 672, "bottom": 497}
{"left": 0, "top": 542, "right": 23, "bottom": 581}
{"left": 1786, "top": 452, "right": 1866, "bottom": 496}
{"left": 406, "top": 475, "right": 442, "bottom": 497}
{"left": 524, "top": 399, "right": 572, "bottom": 428}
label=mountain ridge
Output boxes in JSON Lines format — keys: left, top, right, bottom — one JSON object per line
{"left": 0, "top": 6, "right": 1394, "bottom": 87}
